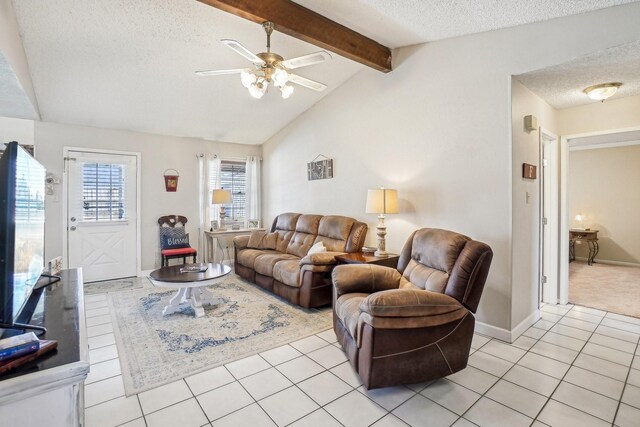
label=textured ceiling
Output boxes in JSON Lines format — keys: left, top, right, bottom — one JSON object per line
{"left": 516, "top": 40, "right": 640, "bottom": 109}
{"left": 11, "top": 0, "right": 363, "bottom": 145}
{"left": 296, "top": 0, "right": 640, "bottom": 47}
{"left": 8, "top": 0, "right": 640, "bottom": 143}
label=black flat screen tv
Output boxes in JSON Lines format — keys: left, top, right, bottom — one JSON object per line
{"left": 0, "top": 142, "right": 46, "bottom": 328}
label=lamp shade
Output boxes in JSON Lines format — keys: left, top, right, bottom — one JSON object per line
{"left": 212, "top": 189, "right": 232, "bottom": 204}
{"left": 365, "top": 188, "right": 398, "bottom": 214}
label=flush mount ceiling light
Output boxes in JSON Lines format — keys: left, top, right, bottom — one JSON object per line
{"left": 583, "top": 82, "right": 622, "bottom": 102}
{"left": 196, "top": 22, "right": 330, "bottom": 99}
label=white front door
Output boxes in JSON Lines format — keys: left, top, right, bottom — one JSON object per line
{"left": 66, "top": 150, "right": 138, "bottom": 282}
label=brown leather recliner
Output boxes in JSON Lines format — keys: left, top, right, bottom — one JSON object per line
{"left": 332, "top": 228, "right": 493, "bottom": 389}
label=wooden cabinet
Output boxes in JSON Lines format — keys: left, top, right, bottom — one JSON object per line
{"left": 0, "top": 269, "right": 89, "bottom": 426}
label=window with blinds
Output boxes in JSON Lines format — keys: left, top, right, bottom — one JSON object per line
{"left": 209, "top": 160, "right": 246, "bottom": 227}
{"left": 81, "top": 163, "right": 126, "bottom": 221}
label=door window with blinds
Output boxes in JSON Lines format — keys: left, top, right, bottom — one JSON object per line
{"left": 209, "top": 160, "right": 246, "bottom": 227}
{"left": 81, "top": 163, "right": 126, "bottom": 221}
{"left": 67, "top": 152, "right": 137, "bottom": 223}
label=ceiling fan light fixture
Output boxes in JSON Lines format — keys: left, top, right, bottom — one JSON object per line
{"left": 248, "top": 80, "right": 267, "bottom": 99}
{"left": 583, "top": 82, "right": 622, "bottom": 101}
{"left": 280, "top": 84, "right": 294, "bottom": 99}
{"left": 273, "top": 67, "right": 289, "bottom": 87}
{"left": 240, "top": 70, "right": 257, "bottom": 88}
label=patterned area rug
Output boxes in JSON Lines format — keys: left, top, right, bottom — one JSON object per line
{"left": 84, "top": 277, "right": 146, "bottom": 295}
{"left": 108, "top": 275, "right": 332, "bottom": 395}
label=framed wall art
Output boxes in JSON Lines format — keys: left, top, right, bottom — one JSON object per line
{"left": 307, "top": 154, "right": 333, "bottom": 181}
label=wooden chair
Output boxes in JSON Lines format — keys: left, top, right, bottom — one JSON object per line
{"left": 158, "top": 215, "right": 197, "bottom": 266}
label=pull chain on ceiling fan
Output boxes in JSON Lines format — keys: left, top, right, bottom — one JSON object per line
{"left": 196, "top": 21, "right": 331, "bottom": 99}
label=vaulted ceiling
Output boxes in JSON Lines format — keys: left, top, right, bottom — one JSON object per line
{"left": 2, "top": 0, "right": 639, "bottom": 144}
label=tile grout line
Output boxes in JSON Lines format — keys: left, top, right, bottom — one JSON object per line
{"left": 530, "top": 304, "right": 621, "bottom": 425}
{"left": 611, "top": 338, "right": 640, "bottom": 425}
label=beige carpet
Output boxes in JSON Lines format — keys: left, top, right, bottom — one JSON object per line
{"left": 569, "top": 261, "right": 640, "bottom": 318}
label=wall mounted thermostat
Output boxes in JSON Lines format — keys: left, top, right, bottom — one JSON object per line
{"left": 524, "top": 115, "right": 538, "bottom": 132}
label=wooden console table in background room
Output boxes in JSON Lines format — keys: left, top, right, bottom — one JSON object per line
{"left": 569, "top": 229, "right": 599, "bottom": 265}
{"left": 205, "top": 228, "right": 266, "bottom": 264}
{"left": 336, "top": 252, "right": 400, "bottom": 269}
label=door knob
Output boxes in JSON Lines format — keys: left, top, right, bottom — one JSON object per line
{"left": 70, "top": 226, "right": 77, "bottom": 231}
{"left": 70, "top": 217, "right": 77, "bottom": 222}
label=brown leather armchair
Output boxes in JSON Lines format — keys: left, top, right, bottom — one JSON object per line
{"left": 332, "top": 228, "right": 493, "bottom": 389}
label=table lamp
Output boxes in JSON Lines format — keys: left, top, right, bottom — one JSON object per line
{"left": 212, "top": 189, "right": 232, "bottom": 230}
{"left": 366, "top": 187, "right": 399, "bottom": 257}
{"left": 574, "top": 214, "right": 585, "bottom": 230}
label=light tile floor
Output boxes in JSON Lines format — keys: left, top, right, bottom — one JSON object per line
{"left": 83, "top": 293, "right": 640, "bottom": 427}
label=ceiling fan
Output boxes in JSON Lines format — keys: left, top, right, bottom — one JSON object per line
{"left": 196, "top": 21, "right": 331, "bottom": 99}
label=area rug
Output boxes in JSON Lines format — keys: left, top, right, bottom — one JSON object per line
{"left": 108, "top": 275, "right": 332, "bottom": 395}
{"left": 84, "top": 276, "right": 147, "bottom": 295}
{"left": 569, "top": 261, "right": 640, "bottom": 318}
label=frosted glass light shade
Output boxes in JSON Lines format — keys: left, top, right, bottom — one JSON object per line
{"left": 583, "top": 83, "right": 622, "bottom": 101}
{"left": 212, "top": 189, "right": 232, "bottom": 204}
{"left": 366, "top": 188, "right": 399, "bottom": 214}
{"left": 280, "top": 84, "right": 294, "bottom": 99}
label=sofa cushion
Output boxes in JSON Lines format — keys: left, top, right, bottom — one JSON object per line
{"left": 335, "top": 293, "right": 368, "bottom": 341}
{"left": 273, "top": 213, "right": 300, "bottom": 253}
{"left": 273, "top": 260, "right": 301, "bottom": 287}
{"left": 286, "top": 214, "right": 322, "bottom": 257}
{"left": 237, "top": 249, "right": 277, "bottom": 269}
{"left": 247, "top": 230, "right": 277, "bottom": 250}
{"left": 254, "top": 253, "right": 300, "bottom": 277}
{"left": 314, "top": 216, "right": 356, "bottom": 252}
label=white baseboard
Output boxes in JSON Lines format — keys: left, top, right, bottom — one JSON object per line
{"left": 475, "top": 321, "right": 512, "bottom": 342}
{"left": 510, "top": 309, "right": 540, "bottom": 341}
{"left": 139, "top": 269, "right": 153, "bottom": 277}
{"left": 476, "top": 309, "right": 540, "bottom": 343}
{"left": 574, "top": 257, "right": 640, "bottom": 268}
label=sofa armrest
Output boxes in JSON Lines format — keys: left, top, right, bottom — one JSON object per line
{"left": 299, "top": 251, "right": 346, "bottom": 267}
{"left": 233, "top": 235, "right": 250, "bottom": 251}
{"left": 332, "top": 264, "right": 401, "bottom": 298}
{"left": 360, "top": 289, "right": 463, "bottom": 318}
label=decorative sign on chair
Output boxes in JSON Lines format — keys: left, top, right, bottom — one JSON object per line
{"left": 163, "top": 169, "right": 179, "bottom": 192}
{"left": 307, "top": 154, "right": 333, "bottom": 181}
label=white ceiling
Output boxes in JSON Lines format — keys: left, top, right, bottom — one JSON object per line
{"left": 516, "top": 40, "right": 640, "bottom": 109}
{"left": 6, "top": 0, "right": 640, "bottom": 144}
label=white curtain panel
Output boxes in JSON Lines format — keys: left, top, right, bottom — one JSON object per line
{"left": 198, "top": 155, "right": 218, "bottom": 261}
{"left": 245, "top": 156, "right": 261, "bottom": 226}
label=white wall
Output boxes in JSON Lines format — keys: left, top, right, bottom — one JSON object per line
{"left": 262, "top": 3, "right": 640, "bottom": 334}
{"left": 559, "top": 94, "right": 640, "bottom": 136}
{"left": 0, "top": 116, "right": 34, "bottom": 146}
{"left": 510, "top": 80, "right": 558, "bottom": 329}
{"left": 568, "top": 145, "right": 640, "bottom": 265}
{"left": 34, "top": 121, "right": 261, "bottom": 271}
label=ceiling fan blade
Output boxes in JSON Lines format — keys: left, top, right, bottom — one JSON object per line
{"left": 282, "top": 51, "right": 331, "bottom": 69}
{"left": 195, "top": 68, "right": 248, "bottom": 76}
{"left": 221, "top": 39, "right": 265, "bottom": 65}
{"left": 288, "top": 74, "right": 327, "bottom": 92}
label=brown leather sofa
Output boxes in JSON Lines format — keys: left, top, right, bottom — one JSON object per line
{"left": 332, "top": 228, "right": 493, "bottom": 389}
{"left": 234, "top": 213, "right": 367, "bottom": 308}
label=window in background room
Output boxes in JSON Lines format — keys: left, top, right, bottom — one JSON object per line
{"left": 209, "top": 160, "right": 246, "bottom": 228}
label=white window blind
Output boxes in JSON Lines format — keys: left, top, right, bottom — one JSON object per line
{"left": 81, "top": 163, "right": 126, "bottom": 221}
{"left": 209, "top": 160, "right": 246, "bottom": 227}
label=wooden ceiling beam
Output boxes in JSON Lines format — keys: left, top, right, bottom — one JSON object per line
{"left": 197, "top": 0, "right": 392, "bottom": 73}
